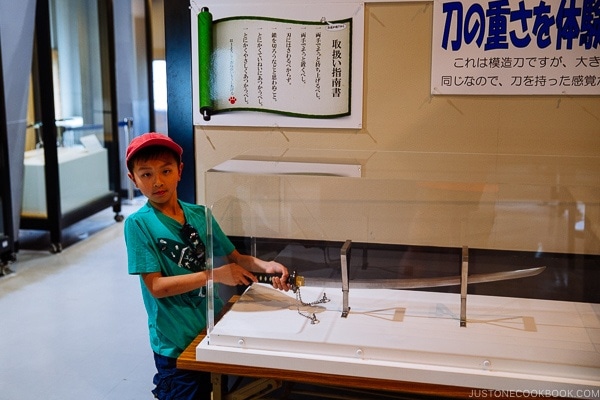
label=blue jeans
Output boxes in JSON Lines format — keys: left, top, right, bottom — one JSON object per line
{"left": 152, "top": 352, "right": 212, "bottom": 400}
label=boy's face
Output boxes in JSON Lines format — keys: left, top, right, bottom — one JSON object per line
{"left": 128, "top": 152, "right": 183, "bottom": 206}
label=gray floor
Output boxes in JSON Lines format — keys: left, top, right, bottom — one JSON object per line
{"left": 0, "top": 201, "right": 157, "bottom": 400}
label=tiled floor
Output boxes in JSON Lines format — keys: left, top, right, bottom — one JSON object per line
{"left": 0, "top": 201, "right": 156, "bottom": 400}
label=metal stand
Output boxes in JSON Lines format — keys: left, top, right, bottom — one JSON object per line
{"left": 337, "top": 241, "right": 471, "bottom": 326}
{"left": 340, "top": 240, "right": 352, "bottom": 318}
{"left": 119, "top": 117, "right": 139, "bottom": 204}
{"left": 460, "top": 246, "right": 469, "bottom": 327}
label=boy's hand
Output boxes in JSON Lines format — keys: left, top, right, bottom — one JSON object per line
{"left": 224, "top": 250, "right": 291, "bottom": 291}
{"left": 261, "top": 260, "right": 291, "bottom": 292}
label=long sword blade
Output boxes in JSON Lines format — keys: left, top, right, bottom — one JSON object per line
{"left": 255, "top": 266, "right": 546, "bottom": 291}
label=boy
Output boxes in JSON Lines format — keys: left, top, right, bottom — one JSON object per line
{"left": 124, "top": 132, "right": 289, "bottom": 399}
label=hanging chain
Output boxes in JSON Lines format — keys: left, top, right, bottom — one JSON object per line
{"left": 295, "top": 287, "right": 330, "bottom": 324}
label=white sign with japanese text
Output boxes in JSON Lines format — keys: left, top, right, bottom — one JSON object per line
{"left": 432, "top": 0, "right": 600, "bottom": 95}
{"left": 191, "top": 2, "right": 364, "bottom": 128}
{"left": 210, "top": 17, "right": 351, "bottom": 117}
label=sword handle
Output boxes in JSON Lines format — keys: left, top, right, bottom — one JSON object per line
{"left": 254, "top": 271, "right": 303, "bottom": 292}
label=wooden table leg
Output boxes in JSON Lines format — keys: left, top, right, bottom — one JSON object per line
{"left": 211, "top": 373, "right": 227, "bottom": 400}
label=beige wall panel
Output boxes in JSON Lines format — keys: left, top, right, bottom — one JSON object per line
{"left": 197, "top": 3, "right": 600, "bottom": 255}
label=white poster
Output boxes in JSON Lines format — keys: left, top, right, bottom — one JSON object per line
{"left": 191, "top": 3, "right": 364, "bottom": 128}
{"left": 432, "top": 0, "right": 600, "bottom": 95}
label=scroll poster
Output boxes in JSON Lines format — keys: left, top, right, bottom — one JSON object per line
{"left": 191, "top": 4, "right": 364, "bottom": 128}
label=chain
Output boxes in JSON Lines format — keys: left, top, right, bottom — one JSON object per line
{"left": 295, "top": 287, "right": 330, "bottom": 324}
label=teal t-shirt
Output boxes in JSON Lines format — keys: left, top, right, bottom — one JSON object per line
{"left": 124, "top": 201, "right": 234, "bottom": 358}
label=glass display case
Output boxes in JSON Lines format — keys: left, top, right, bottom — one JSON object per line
{"left": 20, "top": 0, "right": 122, "bottom": 253}
{"left": 206, "top": 149, "right": 599, "bottom": 299}
{"left": 197, "top": 149, "right": 599, "bottom": 395}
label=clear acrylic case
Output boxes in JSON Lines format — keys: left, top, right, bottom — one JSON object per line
{"left": 200, "top": 149, "right": 599, "bottom": 392}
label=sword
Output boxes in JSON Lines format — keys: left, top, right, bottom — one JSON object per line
{"left": 254, "top": 266, "right": 546, "bottom": 292}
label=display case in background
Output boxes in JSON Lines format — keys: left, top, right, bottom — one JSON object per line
{"left": 19, "top": 0, "right": 123, "bottom": 253}
{"left": 22, "top": 142, "right": 110, "bottom": 218}
{"left": 198, "top": 149, "right": 599, "bottom": 396}
{"left": 19, "top": 131, "right": 122, "bottom": 253}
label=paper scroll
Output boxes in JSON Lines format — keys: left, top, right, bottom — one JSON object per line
{"left": 196, "top": 7, "right": 353, "bottom": 122}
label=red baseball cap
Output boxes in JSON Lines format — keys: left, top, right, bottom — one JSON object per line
{"left": 126, "top": 132, "right": 183, "bottom": 164}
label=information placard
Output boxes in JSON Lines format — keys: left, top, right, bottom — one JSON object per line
{"left": 191, "top": 3, "right": 364, "bottom": 128}
{"left": 432, "top": 0, "right": 600, "bottom": 95}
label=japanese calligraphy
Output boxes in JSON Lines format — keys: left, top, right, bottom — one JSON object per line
{"left": 332, "top": 39, "right": 343, "bottom": 98}
{"left": 209, "top": 16, "right": 352, "bottom": 116}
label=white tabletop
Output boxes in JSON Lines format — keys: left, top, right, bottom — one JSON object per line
{"left": 198, "top": 283, "right": 600, "bottom": 396}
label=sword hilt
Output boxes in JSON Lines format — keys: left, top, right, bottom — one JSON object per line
{"left": 254, "top": 270, "right": 303, "bottom": 292}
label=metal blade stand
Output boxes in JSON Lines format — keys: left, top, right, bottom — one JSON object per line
{"left": 460, "top": 246, "right": 469, "bottom": 327}
{"left": 338, "top": 241, "right": 471, "bottom": 327}
{"left": 340, "top": 240, "right": 352, "bottom": 318}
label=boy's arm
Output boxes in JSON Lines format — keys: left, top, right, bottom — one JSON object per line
{"left": 141, "top": 263, "right": 259, "bottom": 298}
{"left": 142, "top": 272, "right": 207, "bottom": 298}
